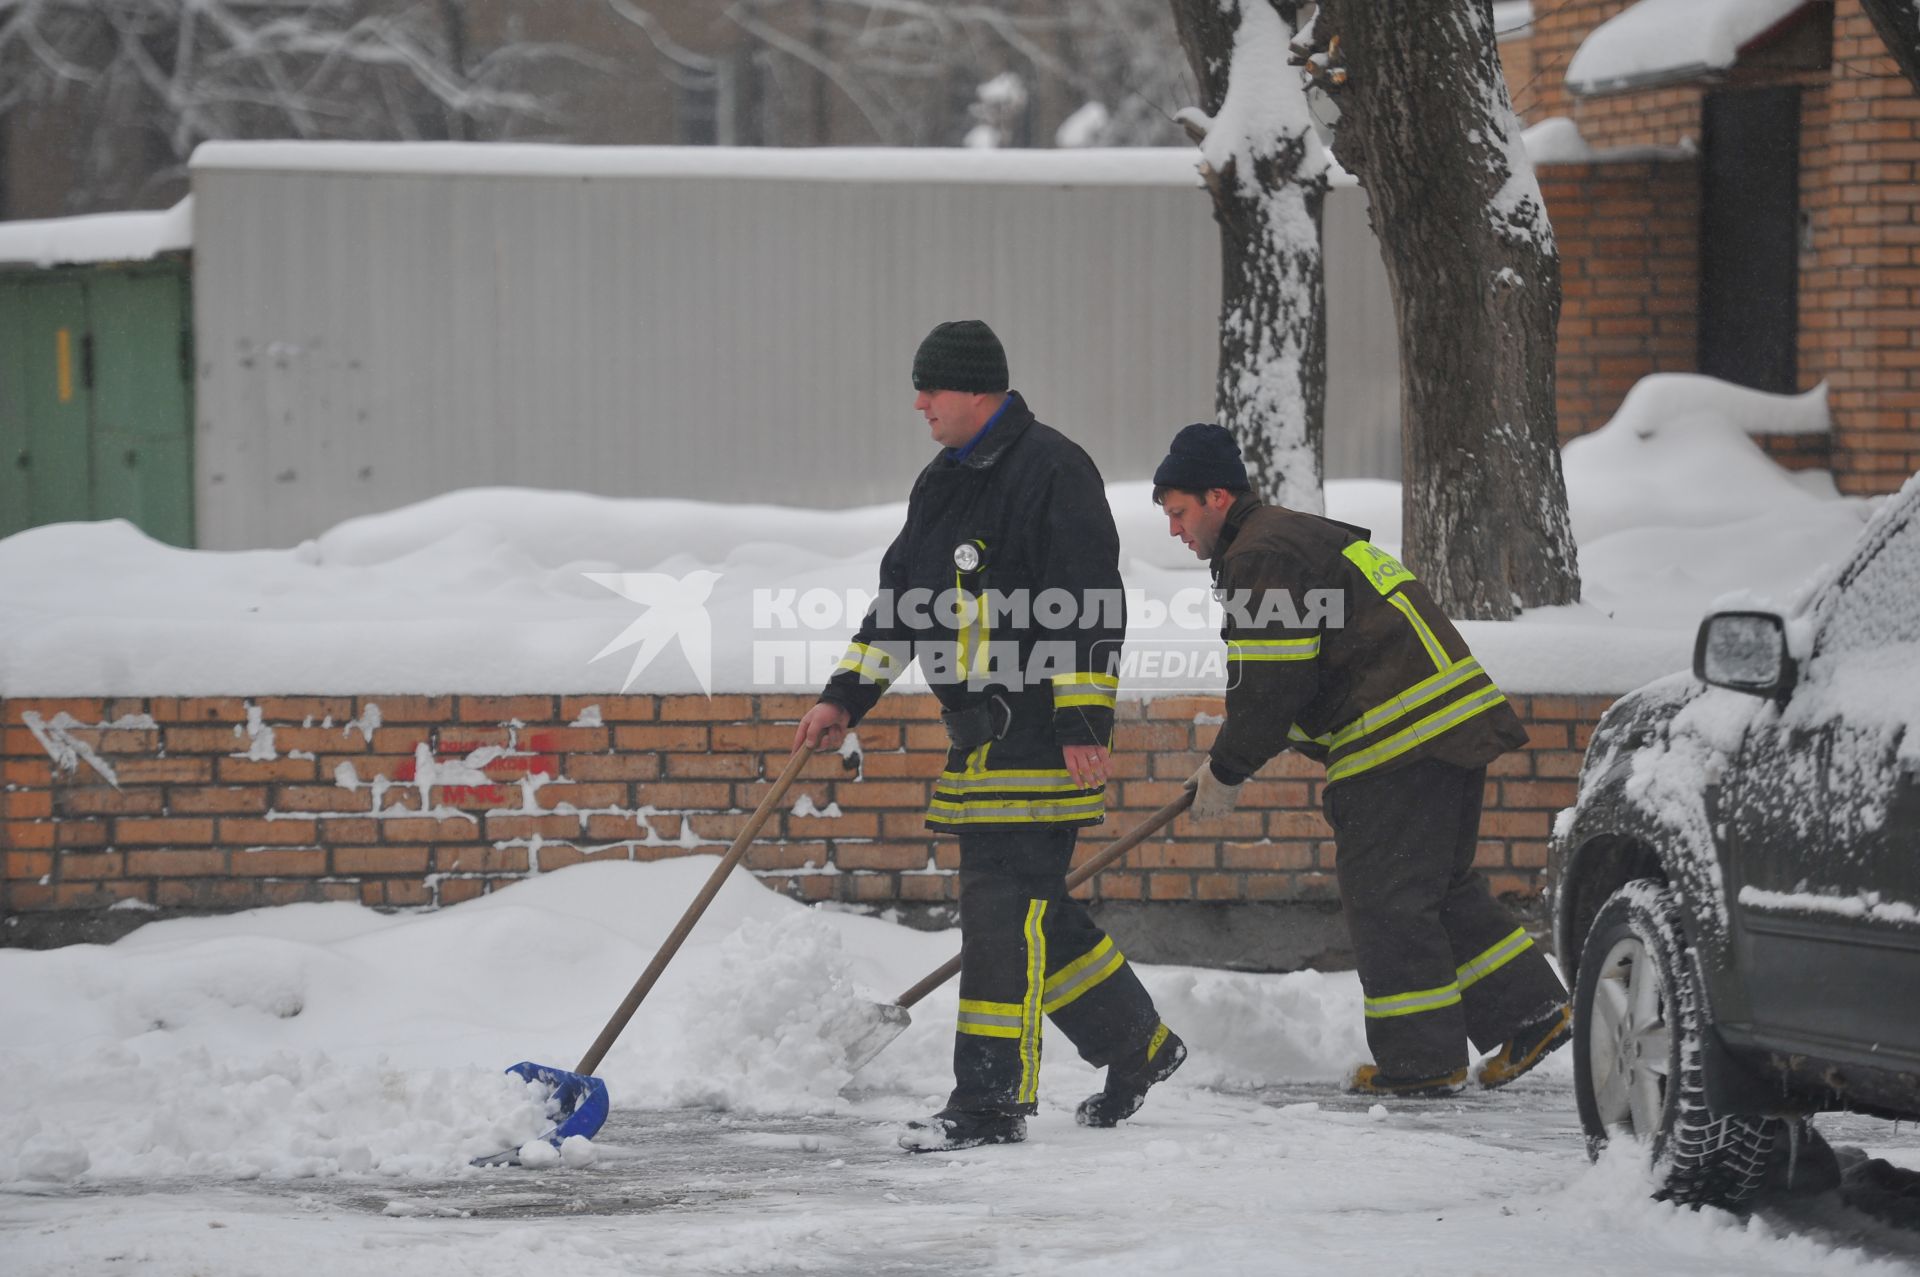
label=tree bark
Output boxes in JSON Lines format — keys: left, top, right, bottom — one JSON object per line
{"left": 436, "top": 0, "right": 474, "bottom": 142}
{"left": 1169, "top": 0, "right": 1327, "bottom": 514}
{"left": 1860, "top": 0, "right": 1920, "bottom": 93}
{"left": 1313, "top": 0, "right": 1579, "bottom": 618}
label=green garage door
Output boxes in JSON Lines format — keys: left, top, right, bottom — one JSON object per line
{"left": 0, "top": 263, "right": 194, "bottom": 546}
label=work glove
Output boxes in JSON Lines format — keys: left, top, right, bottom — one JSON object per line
{"left": 1185, "top": 760, "right": 1244, "bottom": 821}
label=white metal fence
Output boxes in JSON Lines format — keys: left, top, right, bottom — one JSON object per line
{"left": 189, "top": 143, "right": 1398, "bottom": 548}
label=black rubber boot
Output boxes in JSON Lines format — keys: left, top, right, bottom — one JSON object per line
{"left": 898, "top": 1108, "right": 1028, "bottom": 1153}
{"left": 1075, "top": 1025, "right": 1187, "bottom": 1128}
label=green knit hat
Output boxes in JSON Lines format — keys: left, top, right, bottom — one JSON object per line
{"left": 912, "top": 320, "right": 1009, "bottom": 394}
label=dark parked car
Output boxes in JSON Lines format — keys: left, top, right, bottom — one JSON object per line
{"left": 1549, "top": 473, "right": 1920, "bottom": 1207}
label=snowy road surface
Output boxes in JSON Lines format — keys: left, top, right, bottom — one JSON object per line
{"left": 6, "top": 1082, "right": 1919, "bottom": 1273}
{"left": 3, "top": 861, "right": 1917, "bottom": 1274}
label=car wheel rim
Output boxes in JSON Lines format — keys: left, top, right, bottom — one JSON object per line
{"left": 1588, "top": 934, "right": 1674, "bottom": 1140}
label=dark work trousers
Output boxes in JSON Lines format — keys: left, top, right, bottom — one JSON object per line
{"left": 948, "top": 826, "right": 1164, "bottom": 1115}
{"left": 1324, "top": 758, "right": 1567, "bottom": 1078}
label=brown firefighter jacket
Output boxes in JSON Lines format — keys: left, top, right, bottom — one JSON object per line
{"left": 1206, "top": 495, "right": 1526, "bottom": 788}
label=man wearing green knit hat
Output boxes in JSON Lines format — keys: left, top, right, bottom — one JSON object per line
{"left": 795, "top": 320, "right": 1185, "bottom": 1152}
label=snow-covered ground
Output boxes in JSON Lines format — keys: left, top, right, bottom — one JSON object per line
{"left": 4, "top": 376, "right": 1915, "bottom": 1270}
{"left": 0, "top": 375, "right": 1875, "bottom": 698}
{"left": 2, "top": 858, "right": 1916, "bottom": 1274}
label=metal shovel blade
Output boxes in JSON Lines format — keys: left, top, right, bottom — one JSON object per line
{"left": 824, "top": 1000, "right": 914, "bottom": 1076}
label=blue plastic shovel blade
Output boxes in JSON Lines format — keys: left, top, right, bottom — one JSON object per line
{"left": 506, "top": 1061, "right": 611, "bottom": 1144}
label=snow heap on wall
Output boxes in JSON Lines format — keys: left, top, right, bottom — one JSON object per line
{"left": 0, "top": 377, "right": 1882, "bottom": 699}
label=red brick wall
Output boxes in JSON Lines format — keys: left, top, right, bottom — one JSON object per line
{"left": 1, "top": 692, "right": 1612, "bottom": 935}
{"left": 1541, "top": 160, "right": 1700, "bottom": 441}
{"left": 1501, "top": 0, "right": 1920, "bottom": 489}
{"left": 1803, "top": 5, "right": 1920, "bottom": 493}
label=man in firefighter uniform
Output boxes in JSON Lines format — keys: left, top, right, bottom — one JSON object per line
{"left": 1152, "top": 423, "right": 1570, "bottom": 1096}
{"left": 795, "top": 321, "right": 1185, "bottom": 1151}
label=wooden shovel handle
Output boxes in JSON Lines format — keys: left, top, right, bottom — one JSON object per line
{"left": 889, "top": 789, "right": 1196, "bottom": 1011}
{"left": 574, "top": 746, "right": 816, "bottom": 1075}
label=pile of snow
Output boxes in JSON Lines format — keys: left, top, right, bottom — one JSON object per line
{"left": 1469, "top": 376, "right": 1871, "bottom": 691}
{"left": 0, "top": 375, "right": 1884, "bottom": 698}
{"left": 1056, "top": 101, "right": 1113, "bottom": 149}
{"left": 1564, "top": 379, "right": 1838, "bottom": 539}
{"left": 0, "top": 859, "right": 1392, "bottom": 1186}
{"left": 1555, "top": 376, "right": 1859, "bottom": 617}
{"left": 1521, "top": 117, "right": 1697, "bottom": 168}
{"left": 1523, "top": 117, "right": 1598, "bottom": 164}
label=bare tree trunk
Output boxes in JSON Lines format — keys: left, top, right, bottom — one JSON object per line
{"left": 436, "top": 0, "right": 473, "bottom": 142}
{"left": 1313, "top": 0, "right": 1578, "bottom": 618}
{"left": 808, "top": 0, "right": 830, "bottom": 145}
{"left": 1860, "top": 0, "right": 1920, "bottom": 92}
{"left": 1169, "top": 0, "right": 1326, "bottom": 514}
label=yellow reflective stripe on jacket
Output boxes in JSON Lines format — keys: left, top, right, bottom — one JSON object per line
{"left": 1326, "top": 685, "right": 1509, "bottom": 783}
{"left": 835, "top": 641, "right": 898, "bottom": 684}
{"left": 929, "top": 737, "right": 1105, "bottom": 826}
{"left": 1288, "top": 723, "right": 1333, "bottom": 747}
{"left": 1342, "top": 541, "right": 1416, "bottom": 596}
{"left": 956, "top": 998, "right": 1024, "bottom": 1039}
{"left": 1042, "top": 936, "right": 1126, "bottom": 1014}
{"left": 1387, "top": 592, "right": 1448, "bottom": 672}
{"left": 1019, "top": 901, "right": 1047, "bottom": 1104}
{"left": 1363, "top": 980, "right": 1463, "bottom": 1020}
{"left": 925, "top": 794, "right": 1107, "bottom": 824}
{"left": 1227, "top": 636, "right": 1321, "bottom": 662}
{"left": 1052, "top": 671, "right": 1119, "bottom": 710}
{"left": 935, "top": 771, "right": 1089, "bottom": 793}
{"left": 1455, "top": 927, "right": 1534, "bottom": 991}
{"left": 1329, "top": 658, "right": 1489, "bottom": 752}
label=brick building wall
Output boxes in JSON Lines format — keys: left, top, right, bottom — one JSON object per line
{"left": 1501, "top": 0, "right": 1920, "bottom": 488}
{"left": 1540, "top": 159, "right": 1700, "bottom": 442}
{"left": 1, "top": 692, "right": 1612, "bottom": 949}
{"left": 1804, "top": 6, "right": 1920, "bottom": 493}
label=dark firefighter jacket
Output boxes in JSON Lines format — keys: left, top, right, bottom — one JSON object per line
{"left": 1206, "top": 495, "right": 1526, "bottom": 788}
{"left": 818, "top": 392, "right": 1125, "bottom": 833}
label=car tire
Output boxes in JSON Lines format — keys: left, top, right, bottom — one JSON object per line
{"left": 1572, "top": 879, "right": 1778, "bottom": 1207}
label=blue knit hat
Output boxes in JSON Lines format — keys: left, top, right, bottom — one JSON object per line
{"left": 1153, "top": 423, "right": 1250, "bottom": 492}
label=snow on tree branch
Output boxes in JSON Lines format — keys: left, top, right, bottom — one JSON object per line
{"left": 1188, "top": 0, "right": 1326, "bottom": 197}
{"left": 1170, "top": 0, "right": 1329, "bottom": 514}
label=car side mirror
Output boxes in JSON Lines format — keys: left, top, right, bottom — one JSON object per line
{"left": 1693, "top": 611, "right": 1797, "bottom": 700}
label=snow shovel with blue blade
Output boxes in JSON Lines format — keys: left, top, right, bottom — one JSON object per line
{"left": 826, "top": 788, "right": 1196, "bottom": 1075}
{"left": 475, "top": 747, "right": 817, "bottom": 1166}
